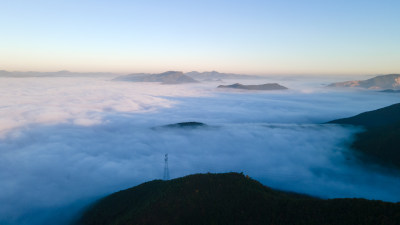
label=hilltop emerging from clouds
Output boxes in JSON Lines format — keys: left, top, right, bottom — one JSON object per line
{"left": 328, "top": 74, "right": 400, "bottom": 90}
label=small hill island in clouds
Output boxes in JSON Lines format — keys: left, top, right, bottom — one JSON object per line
{"left": 161, "top": 122, "right": 207, "bottom": 129}
{"left": 328, "top": 74, "right": 400, "bottom": 90}
{"left": 329, "top": 103, "right": 400, "bottom": 169}
{"left": 218, "top": 83, "right": 288, "bottom": 90}
{"left": 76, "top": 173, "right": 400, "bottom": 225}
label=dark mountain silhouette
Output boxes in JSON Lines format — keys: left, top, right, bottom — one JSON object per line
{"left": 329, "top": 103, "right": 400, "bottom": 128}
{"left": 328, "top": 74, "right": 400, "bottom": 90}
{"left": 76, "top": 173, "right": 400, "bottom": 225}
{"left": 113, "top": 71, "right": 199, "bottom": 84}
{"left": 328, "top": 103, "right": 400, "bottom": 168}
{"left": 218, "top": 83, "right": 288, "bottom": 90}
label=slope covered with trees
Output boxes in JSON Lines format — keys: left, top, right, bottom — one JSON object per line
{"left": 329, "top": 103, "right": 400, "bottom": 168}
{"left": 76, "top": 173, "right": 400, "bottom": 225}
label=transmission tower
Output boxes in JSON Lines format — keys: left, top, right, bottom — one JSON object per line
{"left": 163, "top": 153, "right": 170, "bottom": 180}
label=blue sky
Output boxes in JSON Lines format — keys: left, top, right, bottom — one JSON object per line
{"left": 0, "top": 0, "right": 399, "bottom": 75}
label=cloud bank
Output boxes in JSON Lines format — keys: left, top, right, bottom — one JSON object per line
{"left": 0, "top": 76, "right": 400, "bottom": 225}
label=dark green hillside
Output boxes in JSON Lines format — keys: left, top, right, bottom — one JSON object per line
{"left": 351, "top": 121, "right": 400, "bottom": 168}
{"left": 328, "top": 103, "right": 400, "bottom": 168}
{"left": 76, "top": 173, "right": 400, "bottom": 225}
{"left": 328, "top": 103, "right": 400, "bottom": 128}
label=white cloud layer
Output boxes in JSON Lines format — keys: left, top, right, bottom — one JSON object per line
{"left": 0, "top": 77, "right": 211, "bottom": 135}
{"left": 0, "top": 77, "right": 399, "bottom": 225}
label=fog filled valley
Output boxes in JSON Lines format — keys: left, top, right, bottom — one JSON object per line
{"left": 1, "top": 75, "right": 400, "bottom": 225}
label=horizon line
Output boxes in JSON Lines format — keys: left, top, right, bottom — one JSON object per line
{"left": 1, "top": 69, "right": 398, "bottom": 77}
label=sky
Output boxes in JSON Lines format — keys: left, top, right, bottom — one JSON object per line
{"left": 0, "top": 0, "right": 400, "bottom": 75}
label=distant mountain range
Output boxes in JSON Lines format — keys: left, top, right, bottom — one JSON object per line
{"left": 185, "top": 71, "right": 262, "bottom": 80}
{"left": 113, "top": 71, "right": 263, "bottom": 84}
{"left": 0, "top": 70, "right": 116, "bottom": 77}
{"left": 76, "top": 173, "right": 400, "bottom": 225}
{"left": 113, "top": 71, "right": 199, "bottom": 84}
{"left": 328, "top": 103, "right": 400, "bottom": 169}
{"left": 0, "top": 70, "right": 262, "bottom": 81}
{"left": 328, "top": 74, "right": 400, "bottom": 90}
{"left": 218, "top": 83, "right": 288, "bottom": 90}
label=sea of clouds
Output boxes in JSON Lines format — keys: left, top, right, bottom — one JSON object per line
{"left": 0, "top": 76, "right": 399, "bottom": 225}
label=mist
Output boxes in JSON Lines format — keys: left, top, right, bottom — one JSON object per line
{"left": 1, "top": 76, "right": 400, "bottom": 225}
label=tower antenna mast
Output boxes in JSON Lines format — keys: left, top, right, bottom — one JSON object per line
{"left": 163, "top": 153, "right": 170, "bottom": 180}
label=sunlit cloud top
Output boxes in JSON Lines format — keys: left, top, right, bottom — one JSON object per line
{"left": 0, "top": 0, "right": 399, "bottom": 75}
